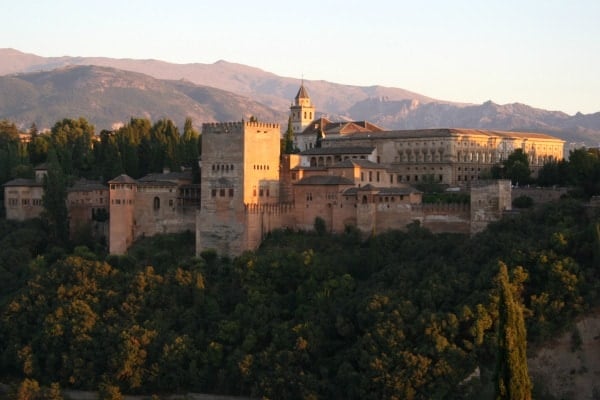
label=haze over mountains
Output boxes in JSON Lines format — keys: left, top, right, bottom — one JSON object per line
{"left": 1, "top": 48, "right": 599, "bottom": 146}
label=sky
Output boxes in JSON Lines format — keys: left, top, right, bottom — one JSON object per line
{"left": 2, "top": 0, "right": 599, "bottom": 115}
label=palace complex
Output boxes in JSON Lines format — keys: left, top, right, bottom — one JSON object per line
{"left": 3, "top": 84, "right": 565, "bottom": 257}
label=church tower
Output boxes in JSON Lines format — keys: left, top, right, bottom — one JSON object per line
{"left": 290, "top": 82, "right": 315, "bottom": 135}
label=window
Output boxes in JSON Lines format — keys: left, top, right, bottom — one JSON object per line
{"left": 169, "top": 199, "right": 174, "bottom": 207}
{"left": 211, "top": 189, "right": 217, "bottom": 197}
{"left": 153, "top": 197, "right": 160, "bottom": 210}
{"left": 220, "top": 189, "right": 225, "bottom": 197}
{"left": 229, "top": 188, "right": 234, "bottom": 197}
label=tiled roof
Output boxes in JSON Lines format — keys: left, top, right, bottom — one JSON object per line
{"left": 2, "top": 178, "right": 41, "bottom": 187}
{"left": 329, "top": 159, "right": 382, "bottom": 169}
{"left": 295, "top": 84, "right": 310, "bottom": 100}
{"left": 138, "top": 171, "right": 192, "bottom": 183}
{"left": 68, "top": 179, "right": 107, "bottom": 192}
{"left": 295, "top": 175, "right": 355, "bottom": 186}
{"left": 325, "top": 128, "right": 564, "bottom": 141}
{"left": 299, "top": 146, "right": 375, "bottom": 156}
{"left": 299, "top": 117, "right": 383, "bottom": 137}
{"left": 343, "top": 185, "right": 420, "bottom": 195}
{"left": 108, "top": 174, "right": 137, "bottom": 184}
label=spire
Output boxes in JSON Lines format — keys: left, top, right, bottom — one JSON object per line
{"left": 295, "top": 82, "right": 310, "bottom": 101}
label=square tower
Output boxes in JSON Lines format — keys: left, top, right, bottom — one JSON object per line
{"left": 197, "top": 120, "right": 281, "bottom": 256}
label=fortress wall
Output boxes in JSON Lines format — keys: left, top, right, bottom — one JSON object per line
{"left": 470, "top": 180, "right": 512, "bottom": 234}
{"left": 196, "top": 207, "right": 247, "bottom": 257}
{"left": 512, "top": 186, "right": 568, "bottom": 205}
{"left": 244, "top": 203, "right": 295, "bottom": 251}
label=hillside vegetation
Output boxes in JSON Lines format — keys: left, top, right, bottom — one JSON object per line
{"left": 0, "top": 197, "right": 599, "bottom": 399}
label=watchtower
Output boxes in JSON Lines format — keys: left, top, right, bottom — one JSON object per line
{"left": 196, "top": 120, "right": 281, "bottom": 256}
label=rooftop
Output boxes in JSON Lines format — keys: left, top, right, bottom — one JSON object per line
{"left": 295, "top": 175, "right": 355, "bottom": 186}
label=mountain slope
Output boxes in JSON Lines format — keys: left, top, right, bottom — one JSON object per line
{"left": 0, "top": 65, "right": 285, "bottom": 130}
{"left": 0, "top": 48, "right": 599, "bottom": 145}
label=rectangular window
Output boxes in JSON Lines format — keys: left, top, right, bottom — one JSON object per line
{"left": 259, "top": 188, "right": 264, "bottom": 197}
{"left": 220, "top": 189, "right": 225, "bottom": 197}
{"left": 229, "top": 188, "right": 234, "bottom": 197}
{"left": 211, "top": 189, "right": 217, "bottom": 197}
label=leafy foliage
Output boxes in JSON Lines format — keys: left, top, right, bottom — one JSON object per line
{"left": 0, "top": 197, "right": 598, "bottom": 398}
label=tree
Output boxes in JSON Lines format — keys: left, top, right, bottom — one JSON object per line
{"left": 494, "top": 262, "right": 531, "bottom": 400}
{"left": 42, "top": 154, "right": 69, "bottom": 246}
{"left": 503, "top": 149, "right": 530, "bottom": 186}
{"left": 282, "top": 116, "right": 295, "bottom": 154}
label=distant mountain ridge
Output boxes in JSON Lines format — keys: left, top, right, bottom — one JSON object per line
{"left": 0, "top": 64, "right": 284, "bottom": 131}
{"left": 0, "top": 48, "right": 599, "bottom": 146}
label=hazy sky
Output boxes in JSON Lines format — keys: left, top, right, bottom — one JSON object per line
{"left": 3, "top": 0, "right": 598, "bottom": 114}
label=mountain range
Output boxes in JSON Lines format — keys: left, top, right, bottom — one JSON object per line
{"left": 1, "top": 48, "right": 599, "bottom": 147}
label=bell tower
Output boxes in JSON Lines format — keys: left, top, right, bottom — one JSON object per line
{"left": 290, "top": 81, "right": 315, "bottom": 134}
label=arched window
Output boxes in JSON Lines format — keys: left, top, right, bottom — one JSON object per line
{"left": 153, "top": 197, "right": 160, "bottom": 210}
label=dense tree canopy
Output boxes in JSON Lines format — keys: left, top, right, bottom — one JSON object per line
{"left": 0, "top": 196, "right": 598, "bottom": 399}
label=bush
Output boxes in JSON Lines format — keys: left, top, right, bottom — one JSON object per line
{"left": 512, "top": 195, "right": 534, "bottom": 209}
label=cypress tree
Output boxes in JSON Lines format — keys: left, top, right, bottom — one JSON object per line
{"left": 494, "top": 262, "right": 532, "bottom": 400}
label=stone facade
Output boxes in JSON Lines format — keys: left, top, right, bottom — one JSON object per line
{"left": 3, "top": 84, "right": 566, "bottom": 260}
{"left": 108, "top": 171, "right": 200, "bottom": 255}
{"left": 2, "top": 165, "right": 48, "bottom": 221}
{"left": 196, "top": 121, "right": 289, "bottom": 256}
{"left": 322, "top": 129, "right": 564, "bottom": 187}
{"left": 67, "top": 179, "right": 109, "bottom": 241}
{"left": 470, "top": 180, "right": 512, "bottom": 234}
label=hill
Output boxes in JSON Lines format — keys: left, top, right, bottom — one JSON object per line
{"left": 0, "top": 64, "right": 284, "bottom": 131}
{"left": 1, "top": 48, "right": 599, "bottom": 145}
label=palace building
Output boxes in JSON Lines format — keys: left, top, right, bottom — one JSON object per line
{"left": 3, "top": 84, "right": 565, "bottom": 257}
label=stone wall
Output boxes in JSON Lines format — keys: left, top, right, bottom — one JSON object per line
{"left": 470, "top": 180, "right": 512, "bottom": 234}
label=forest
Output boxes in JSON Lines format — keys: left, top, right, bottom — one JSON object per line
{"left": 0, "top": 117, "right": 600, "bottom": 399}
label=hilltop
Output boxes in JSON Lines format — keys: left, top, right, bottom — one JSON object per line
{"left": 0, "top": 48, "right": 599, "bottom": 145}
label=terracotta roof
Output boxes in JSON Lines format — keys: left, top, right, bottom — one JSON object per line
{"left": 299, "top": 146, "right": 375, "bottom": 156}
{"left": 325, "top": 128, "right": 564, "bottom": 141}
{"left": 137, "top": 181, "right": 178, "bottom": 187}
{"left": 295, "top": 175, "right": 355, "bottom": 186}
{"left": 138, "top": 170, "right": 193, "bottom": 184}
{"left": 295, "top": 84, "right": 310, "bottom": 100}
{"left": 299, "top": 117, "right": 383, "bottom": 137}
{"left": 68, "top": 179, "right": 107, "bottom": 192}
{"left": 2, "top": 178, "right": 41, "bottom": 187}
{"left": 108, "top": 174, "right": 137, "bottom": 184}
{"left": 328, "top": 159, "right": 382, "bottom": 169}
{"left": 343, "top": 185, "right": 420, "bottom": 195}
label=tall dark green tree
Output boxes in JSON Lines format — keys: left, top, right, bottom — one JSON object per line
{"left": 503, "top": 149, "right": 531, "bottom": 185}
{"left": 282, "top": 116, "right": 295, "bottom": 154}
{"left": 49, "top": 118, "right": 95, "bottom": 176}
{"left": 180, "top": 117, "right": 200, "bottom": 182}
{"left": 42, "top": 153, "right": 70, "bottom": 246}
{"left": 494, "top": 262, "right": 531, "bottom": 400}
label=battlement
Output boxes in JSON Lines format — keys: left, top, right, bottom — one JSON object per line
{"left": 202, "top": 121, "right": 244, "bottom": 135}
{"left": 202, "top": 120, "right": 280, "bottom": 135}
{"left": 244, "top": 202, "right": 294, "bottom": 214}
